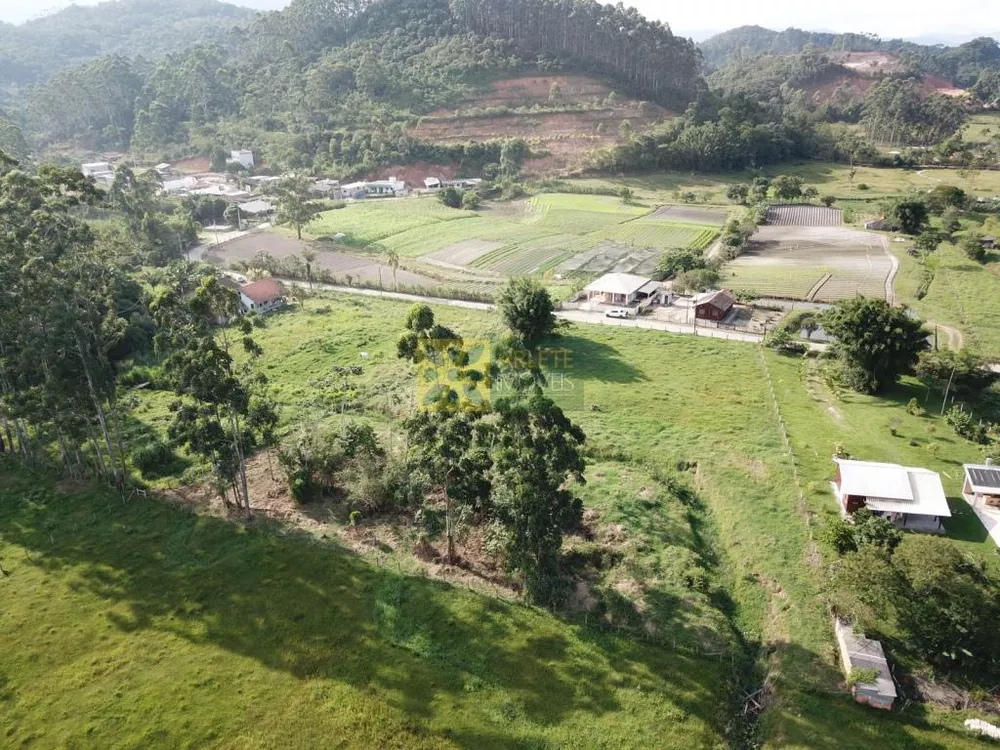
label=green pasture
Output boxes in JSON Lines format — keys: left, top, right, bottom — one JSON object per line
{"left": 892, "top": 242, "right": 1000, "bottom": 359}
{"left": 6, "top": 293, "right": 998, "bottom": 748}
{"left": 562, "top": 162, "right": 1000, "bottom": 204}
{"left": 307, "top": 198, "right": 477, "bottom": 245}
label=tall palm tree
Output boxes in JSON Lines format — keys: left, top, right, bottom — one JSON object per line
{"left": 301, "top": 248, "right": 317, "bottom": 292}
{"left": 387, "top": 249, "right": 400, "bottom": 291}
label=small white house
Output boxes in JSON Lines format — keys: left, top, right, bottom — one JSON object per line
{"left": 81, "top": 161, "right": 112, "bottom": 178}
{"left": 583, "top": 273, "right": 662, "bottom": 307}
{"left": 228, "top": 150, "right": 255, "bottom": 170}
{"left": 190, "top": 184, "right": 254, "bottom": 202}
{"left": 963, "top": 463, "right": 1000, "bottom": 509}
{"left": 162, "top": 176, "right": 199, "bottom": 195}
{"left": 342, "top": 178, "right": 407, "bottom": 198}
{"left": 239, "top": 279, "right": 285, "bottom": 314}
{"left": 833, "top": 458, "right": 951, "bottom": 532}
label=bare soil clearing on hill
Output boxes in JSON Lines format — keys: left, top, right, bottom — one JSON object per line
{"left": 411, "top": 75, "right": 673, "bottom": 173}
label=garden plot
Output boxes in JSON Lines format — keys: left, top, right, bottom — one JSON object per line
{"left": 766, "top": 205, "right": 843, "bottom": 227}
{"left": 644, "top": 205, "right": 730, "bottom": 226}
{"left": 205, "top": 230, "right": 438, "bottom": 288}
{"left": 558, "top": 242, "right": 661, "bottom": 277}
{"left": 594, "top": 222, "right": 717, "bottom": 251}
{"left": 424, "top": 239, "right": 503, "bottom": 267}
{"left": 725, "top": 225, "right": 892, "bottom": 301}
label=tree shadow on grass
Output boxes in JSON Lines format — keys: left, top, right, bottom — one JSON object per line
{"left": 0, "top": 472, "right": 726, "bottom": 744}
{"left": 544, "top": 332, "right": 648, "bottom": 385}
{"left": 943, "top": 497, "right": 990, "bottom": 544}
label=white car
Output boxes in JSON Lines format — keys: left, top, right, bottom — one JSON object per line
{"left": 605, "top": 308, "right": 630, "bottom": 319}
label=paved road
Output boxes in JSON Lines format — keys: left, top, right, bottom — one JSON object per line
{"left": 193, "top": 223, "right": 271, "bottom": 262}
{"left": 278, "top": 279, "right": 829, "bottom": 351}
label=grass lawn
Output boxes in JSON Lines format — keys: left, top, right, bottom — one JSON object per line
{"left": 0, "top": 469, "right": 728, "bottom": 750}
{"left": 6, "top": 294, "right": 997, "bottom": 748}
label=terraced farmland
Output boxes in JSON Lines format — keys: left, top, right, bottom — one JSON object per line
{"left": 309, "top": 194, "right": 729, "bottom": 284}
{"left": 596, "top": 222, "right": 717, "bottom": 251}
{"left": 725, "top": 266, "right": 832, "bottom": 300}
{"left": 307, "top": 199, "right": 477, "bottom": 246}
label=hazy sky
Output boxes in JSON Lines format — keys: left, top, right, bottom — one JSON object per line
{"left": 3, "top": 0, "right": 997, "bottom": 40}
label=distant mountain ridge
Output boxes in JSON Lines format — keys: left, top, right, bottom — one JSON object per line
{"left": 0, "top": 0, "right": 256, "bottom": 87}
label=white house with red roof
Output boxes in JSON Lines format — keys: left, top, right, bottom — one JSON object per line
{"left": 239, "top": 279, "right": 286, "bottom": 315}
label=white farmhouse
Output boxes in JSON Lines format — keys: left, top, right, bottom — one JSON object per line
{"left": 228, "top": 150, "right": 255, "bottom": 170}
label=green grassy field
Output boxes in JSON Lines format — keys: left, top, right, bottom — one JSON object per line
{"left": 5, "top": 294, "right": 998, "bottom": 748}
{"left": 892, "top": 243, "right": 1000, "bottom": 359}
{"left": 307, "top": 199, "right": 478, "bottom": 245}
{"left": 964, "top": 112, "right": 1000, "bottom": 142}
{"left": 0, "top": 469, "right": 729, "bottom": 750}
{"left": 564, "top": 162, "right": 1000, "bottom": 204}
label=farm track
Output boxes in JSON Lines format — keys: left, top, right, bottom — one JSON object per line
{"left": 805, "top": 273, "right": 833, "bottom": 301}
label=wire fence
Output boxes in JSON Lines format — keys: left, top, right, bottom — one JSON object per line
{"left": 756, "top": 346, "right": 816, "bottom": 547}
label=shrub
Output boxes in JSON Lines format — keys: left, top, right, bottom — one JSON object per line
{"left": 821, "top": 195, "right": 836, "bottom": 207}
{"left": 461, "top": 191, "right": 481, "bottom": 210}
{"left": 131, "top": 439, "right": 181, "bottom": 479}
{"left": 945, "top": 406, "right": 990, "bottom": 444}
{"left": 848, "top": 667, "right": 880, "bottom": 687}
{"left": 856, "top": 183, "right": 869, "bottom": 191}
{"left": 765, "top": 327, "right": 806, "bottom": 355}
{"left": 438, "top": 186, "right": 462, "bottom": 209}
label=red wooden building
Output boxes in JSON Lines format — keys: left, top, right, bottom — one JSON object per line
{"left": 693, "top": 289, "right": 735, "bottom": 321}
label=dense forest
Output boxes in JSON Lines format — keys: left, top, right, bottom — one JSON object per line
{"left": 0, "top": 0, "right": 255, "bottom": 90}
{"left": 1, "top": 1, "right": 997, "bottom": 177}
{"left": 9, "top": 0, "right": 701, "bottom": 168}
{"left": 701, "top": 25, "right": 1000, "bottom": 91}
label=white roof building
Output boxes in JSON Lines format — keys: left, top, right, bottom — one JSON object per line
{"left": 833, "top": 458, "right": 951, "bottom": 531}
{"left": 238, "top": 199, "right": 274, "bottom": 216}
{"left": 82, "top": 162, "right": 112, "bottom": 177}
{"left": 583, "top": 273, "right": 662, "bottom": 307}
{"left": 963, "top": 463, "right": 1000, "bottom": 509}
{"left": 189, "top": 184, "right": 253, "bottom": 202}
{"left": 228, "top": 150, "right": 255, "bottom": 170}
{"left": 162, "top": 176, "right": 199, "bottom": 194}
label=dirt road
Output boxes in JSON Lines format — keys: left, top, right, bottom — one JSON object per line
{"left": 280, "top": 280, "right": 828, "bottom": 351}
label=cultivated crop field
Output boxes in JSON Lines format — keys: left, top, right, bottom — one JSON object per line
{"left": 308, "top": 193, "right": 724, "bottom": 283}
{"left": 308, "top": 198, "right": 478, "bottom": 246}
{"left": 725, "top": 225, "right": 893, "bottom": 302}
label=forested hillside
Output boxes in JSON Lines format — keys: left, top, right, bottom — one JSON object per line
{"left": 701, "top": 25, "right": 1000, "bottom": 94}
{"left": 0, "top": 0, "right": 255, "bottom": 89}
{"left": 10, "top": 0, "right": 702, "bottom": 172}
